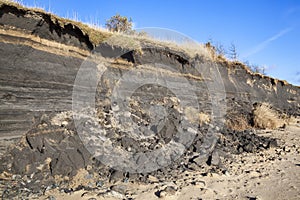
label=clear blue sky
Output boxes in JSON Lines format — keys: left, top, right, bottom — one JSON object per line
{"left": 21, "top": 0, "right": 300, "bottom": 85}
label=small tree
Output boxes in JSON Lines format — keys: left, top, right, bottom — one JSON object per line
{"left": 105, "top": 14, "right": 133, "bottom": 33}
{"left": 228, "top": 42, "right": 238, "bottom": 60}
{"left": 206, "top": 39, "right": 226, "bottom": 56}
{"left": 249, "top": 63, "right": 266, "bottom": 75}
{"left": 215, "top": 43, "right": 226, "bottom": 56}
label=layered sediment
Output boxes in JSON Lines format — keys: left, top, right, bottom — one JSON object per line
{"left": 0, "top": 1, "right": 299, "bottom": 198}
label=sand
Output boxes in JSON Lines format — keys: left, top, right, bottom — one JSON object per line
{"left": 37, "top": 123, "right": 300, "bottom": 200}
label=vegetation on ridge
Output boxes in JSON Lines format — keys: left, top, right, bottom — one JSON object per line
{"left": 0, "top": 0, "right": 276, "bottom": 76}
{"left": 105, "top": 14, "right": 133, "bottom": 33}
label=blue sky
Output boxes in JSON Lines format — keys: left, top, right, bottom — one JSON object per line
{"left": 21, "top": 0, "right": 300, "bottom": 85}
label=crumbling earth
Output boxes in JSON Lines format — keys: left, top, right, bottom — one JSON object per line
{"left": 1, "top": 110, "right": 298, "bottom": 199}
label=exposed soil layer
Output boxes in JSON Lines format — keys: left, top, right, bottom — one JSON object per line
{"left": 0, "top": 1, "right": 299, "bottom": 199}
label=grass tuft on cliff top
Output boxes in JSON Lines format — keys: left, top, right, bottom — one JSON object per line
{"left": 0, "top": 0, "right": 213, "bottom": 59}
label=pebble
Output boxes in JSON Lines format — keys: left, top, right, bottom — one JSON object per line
{"left": 86, "top": 165, "right": 93, "bottom": 171}
{"left": 211, "top": 151, "right": 220, "bottom": 166}
{"left": 48, "top": 195, "right": 56, "bottom": 200}
{"left": 283, "top": 146, "right": 291, "bottom": 152}
{"left": 249, "top": 171, "right": 261, "bottom": 178}
{"left": 109, "top": 171, "right": 124, "bottom": 183}
{"left": 147, "top": 175, "right": 159, "bottom": 183}
{"left": 85, "top": 173, "right": 93, "bottom": 179}
{"left": 62, "top": 188, "right": 73, "bottom": 193}
{"left": 110, "top": 185, "right": 127, "bottom": 195}
{"left": 96, "top": 180, "right": 104, "bottom": 187}
{"left": 191, "top": 180, "right": 206, "bottom": 188}
{"left": 224, "top": 170, "right": 231, "bottom": 176}
{"left": 12, "top": 174, "right": 21, "bottom": 180}
{"left": 61, "top": 121, "right": 68, "bottom": 127}
{"left": 158, "top": 191, "right": 167, "bottom": 198}
{"left": 106, "top": 190, "right": 125, "bottom": 199}
{"left": 164, "top": 186, "right": 177, "bottom": 195}
{"left": 192, "top": 156, "right": 207, "bottom": 166}
{"left": 155, "top": 186, "right": 177, "bottom": 198}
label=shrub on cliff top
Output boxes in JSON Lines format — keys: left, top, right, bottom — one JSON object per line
{"left": 105, "top": 14, "right": 133, "bottom": 33}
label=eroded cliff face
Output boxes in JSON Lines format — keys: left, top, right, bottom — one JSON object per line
{"left": 0, "top": 2, "right": 91, "bottom": 138}
{"left": 0, "top": 2, "right": 94, "bottom": 50}
{"left": 0, "top": 1, "right": 299, "bottom": 198}
{"left": 0, "top": 2, "right": 299, "bottom": 138}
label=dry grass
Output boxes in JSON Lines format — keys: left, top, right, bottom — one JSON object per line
{"left": 253, "top": 103, "right": 286, "bottom": 129}
{"left": 184, "top": 107, "right": 210, "bottom": 126}
{"left": 69, "top": 168, "right": 99, "bottom": 188}
{"left": 0, "top": 0, "right": 213, "bottom": 60}
{"left": 226, "top": 114, "right": 251, "bottom": 131}
{"left": 136, "top": 34, "right": 213, "bottom": 59}
{"left": 199, "top": 112, "right": 211, "bottom": 126}
{"left": 103, "top": 33, "right": 143, "bottom": 54}
{"left": 96, "top": 30, "right": 213, "bottom": 60}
